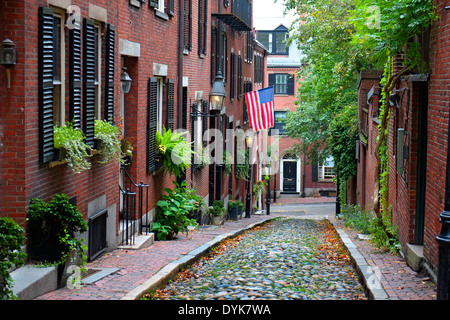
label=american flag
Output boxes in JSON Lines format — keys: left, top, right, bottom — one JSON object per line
{"left": 245, "top": 86, "right": 275, "bottom": 132}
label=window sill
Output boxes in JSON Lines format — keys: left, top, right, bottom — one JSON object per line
{"left": 154, "top": 9, "right": 169, "bottom": 21}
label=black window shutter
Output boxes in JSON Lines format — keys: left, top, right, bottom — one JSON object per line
{"left": 210, "top": 25, "right": 216, "bottom": 84}
{"left": 202, "top": 100, "right": 208, "bottom": 140}
{"left": 166, "top": 79, "right": 175, "bottom": 131}
{"left": 83, "top": 19, "right": 96, "bottom": 147}
{"left": 230, "top": 52, "right": 236, "bottom": 99}
{"left": 38, "top": 7, "right": 55, "bottom": 164}
{"left": 198, "top": 0, "right": 203, "bottom": 55}
{"left": 149, "top": 0, "right": 159, "bottom": 8}
{"left": 168, "top": 0, "right": 175, "bottom": 16}
{"left": 104, "top": 24, "right": 116, "bottom": 123}
{"left": 203, "top": 0, "right": 207, "bottom": 54}
{"left": 147, "top": 78, "right": 158, "bottom": 173}
{"left": 287, "top": 74, "right": 295, "bottom": 96}
{"left": 268, "top": 74, "right": 275, "bottom": 88}
{"left": 237, "top": 55, "right": 242, "bottom": 100}
{"left": 69, "top": 19, "right": 82, "bottom": 129}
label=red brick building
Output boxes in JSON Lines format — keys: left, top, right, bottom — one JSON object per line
{"left": 355, "top": 0, "right": 450, "bottom": 284}
{"left": 0, "top": 0, "right": 264, "bottom": 260}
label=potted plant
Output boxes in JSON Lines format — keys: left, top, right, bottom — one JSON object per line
{"left": 94, "top": 119, "right": 124, "bottom": 165}
{"left": 209, "top": 200, "right": 225, "bottom": 225}
{"left": 54, "top": 123, "right": 92, "bottom": 173}
{"left": 156, "top": 127, "right": 195, "bottom": 177}
{"left": 228, "top": 197, "right": 242, "bottom": 221}
{"left": 121, "top": 138, "right": 133, "bottom": 166}
{"left": 27, "top": 194, "right": 88, "bottom": 287}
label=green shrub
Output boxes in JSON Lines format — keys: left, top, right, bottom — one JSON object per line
{"left": 27, "top": 194, "right": 88, "bottom": 266}
{"left": 0, "top": 218, "right": 27, "bottom": 300}
{"left": 209, "top": 200, "right": 225, "bottom": 216}
{"left": 152, "top": 181, "right": 198, "bottom": 240}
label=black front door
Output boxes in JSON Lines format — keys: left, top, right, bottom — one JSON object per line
{"left": 283, "top": 161, "right": 297, "bottom": 192}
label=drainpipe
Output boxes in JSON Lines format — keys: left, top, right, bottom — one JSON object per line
{"left": 177, "top": 0, "right": 184, "bottom": 129}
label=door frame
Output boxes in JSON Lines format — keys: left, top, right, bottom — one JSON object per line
{"left": 280, "top": 158, "right": 301, "bottom": 193}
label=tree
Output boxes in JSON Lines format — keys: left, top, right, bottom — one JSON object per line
{"left": 281, "top": 0, "right": 363, "bottom": 175}
{"left": 350, "top": 0, "right": 436, "bottom": 221}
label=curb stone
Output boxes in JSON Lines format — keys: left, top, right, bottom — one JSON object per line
{"left": 121, "top": 217, "right": 276, "bottom": 300}
{"left": 329, "top": 219, "right": 389, "bottom": 300}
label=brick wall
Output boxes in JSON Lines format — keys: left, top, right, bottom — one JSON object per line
{"left": 423, "top": 1, "right": 450, "bottom": 272}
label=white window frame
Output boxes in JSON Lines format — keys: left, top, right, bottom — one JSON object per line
{"left": 318, "top": 156, "right": 335, "bottom": 180}
{"left": 156, "top": 77, "right": 164, "bottom": 133}
{"left": 156, "top": 0, "right": 165, "bottom": 12}
{"left": 53, "top": 9, "right": 65, "bottom": 126}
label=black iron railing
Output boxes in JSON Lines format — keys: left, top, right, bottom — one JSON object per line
{"left": 119, "top": 167, "right": 150, "bottom": 245}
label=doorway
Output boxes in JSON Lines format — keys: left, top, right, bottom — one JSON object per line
{"left": 280, "top": 158, "right": 300, "bottom": 193}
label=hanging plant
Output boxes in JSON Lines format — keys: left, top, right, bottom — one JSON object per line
{"left": 94, "top": 119, "right": 124, "bottom": 165}
{"left": 223, "top": 151, "right": 233, "bottom": 176}
{"left": 155, "top": 126, "right": 195, "bottom": 177}
{"left": 54, "top": 123, "right": 92, "bottom": 173}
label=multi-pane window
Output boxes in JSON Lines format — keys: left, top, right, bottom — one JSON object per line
{"left": 318, "top": 156, "right": 335, "bottom": 180}
{"left": 275, "top": 74, "right": 287, "bottom": 94}
{"left": 268, "top": 73, "right": 295, "bottom": 96}
{"left": 269, "top": 111, "right": 287, "bottom": 136}
{"left": 156, "top": 77, "right": 164, "bottom": 133}
{"left": 256, "top": 25, "right": 289, "bottom": 55}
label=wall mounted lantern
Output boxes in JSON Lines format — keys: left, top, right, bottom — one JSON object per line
{"left": 209, "top": 69, "right": 226, "bottom": 114}
{"left": 121, "top": 67, "right": 132, "bottom": 94}
{"left": 0, "top": 38, "right": 17, "bottom": 89}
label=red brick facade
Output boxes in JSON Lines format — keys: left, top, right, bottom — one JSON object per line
{"left": 355, "top": 1, "right": 450, "bottom": 278}
{"left": 0, "top": 0, "right": 264, "bottom": 257}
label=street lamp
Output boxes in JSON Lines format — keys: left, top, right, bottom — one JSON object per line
{"left": 209, "top": 69, "right": 226, "bottom": 114}
{"left": 245, "top": 135, "right": 254, "bottom": 218}
{"left": 121, "top": 67, "right": 132, "bottom": 94}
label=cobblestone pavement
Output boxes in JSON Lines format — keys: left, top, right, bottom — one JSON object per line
{"left": 149, "top": 218, "right": 366, "bottom": 300}
{"left": 35, "top": 196, "right": 437, "bottom": 300}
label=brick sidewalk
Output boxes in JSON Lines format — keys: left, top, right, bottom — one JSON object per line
{"left": 35, "top": 215, "right": 272, "bottom": 300}
{"left": 331, "top": 217, "right": 437, "bottom": 300}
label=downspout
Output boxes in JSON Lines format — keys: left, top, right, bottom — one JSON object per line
{"left": 177, "top": 0, "right": 184, "bottom": 130}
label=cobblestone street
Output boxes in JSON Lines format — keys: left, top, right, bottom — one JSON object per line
{"left": 148, "top": 218, "right": 366, "bottom": 300}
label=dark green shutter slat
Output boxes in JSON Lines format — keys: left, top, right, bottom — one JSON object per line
{"left": 69, "top": 20, "right": 82, "bottom": 129}
{"left": 147, "top": 78, "right": 158, "bottom": 173}
{"left": 287, "top": 74, "right": 295, "bottom": 95}
{"left": 211, "top": 25, "right": 216, "bottom": 84}
{"left": 168, "top": 0, "right": 175, "bottom": 16}
{"left": 149, "top": 0, "right": 159, "bottom": 8}
{"left": 105, "top": 24, "right": 116, "bottom": 123}
{"left": 198, "top": 0, "right": 203, "bottom": 55}
{"left": 83, "top": 19, "right": 96, "bottom": 147}
{"left": 268, "top": 74, "right": 275, "bottom": 88}
{"left": 38, "top": 7, "right": 55, "bottom": 164}
{"left": 202, "top": 100, "right": 208, "bottom": 137}
{"left": 167, "top": 79, "right": 175, "bottom": 131}
{"left": 203, "top": 0, "right": 207, "bottom": 54}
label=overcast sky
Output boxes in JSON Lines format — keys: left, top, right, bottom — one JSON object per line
{"left": 253, "top": 0, "right": 296, "bottom": 30}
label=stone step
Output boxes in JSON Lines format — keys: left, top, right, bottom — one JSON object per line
{"left": 11, "top": 265, "right": 58, "bottom": 300}
{"left": 118, "top": 233, "right": 154, "bottom": 250}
